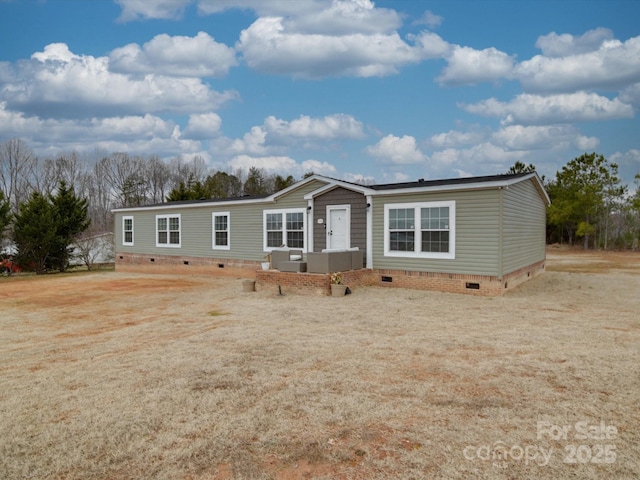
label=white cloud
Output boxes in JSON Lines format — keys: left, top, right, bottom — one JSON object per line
{"left": 0, "top": 102, "right": 201, "bottom": 155}
{"left": 491, "top": 125, "right": 599, "bottom": 151}
{"left": 198, "top": 0, "right": 401, "bottom": 35}
{"left": 515, "top": 35, "right": 640, "bottom": 92}
{"left": 263, "top": 114, "right": 364, "bottom": 140}
{"left": 610, "top": 149, "right": 640, "bottom": 185}
{"left": 237, "top": 16, "right": 431, "bottom": 78}
{"left": 290, "top": 0, "right": 401, "bottom": 36}
{"left": 462, "top": 92, "right": 634, "bottom": 125}
{"left": 431, "top": 143, "right": 529, "bottom": 170}
{"left": 428, "top": 129, "right": 484, "bottom": 148}
{"left": 437, "top": 45, "right": 515, "bottom": 86}
{"left": 115, "top": 0, "right": 193, "bottom": 21}
{"left": 620, "top": 82, "right": 640, "bottom": 106}
{"left": 196, "top": 0, "right": 321, "bottom": 17}
{"left": 184, "top": 113, "right": 222, "bottom": 139}
{"left": 220, "top": 113, "right": 364, "bottom": 157}
{"left": 0, "top": 43, "right": 238, "bottom": 118}
{"left": 414, "top": 10, "right": 443, "bottom": 29}
{"left": 228, "top": 154, "right": 336, "bottom": 177}
{"left": 109, "top": 32, "right": 237, "bottom": 77}
{"left": 228, "top": 127, "right": 269, "bottom": 155}
{"left": 300, "top": 159, "right": 337, "bottom": 176}
{"left": 535, "top": 27, "right": 613, "bottom": 58}
{"left": 342, "top": 172, "right": 376, "bottom": 184}
{"left": 366, "top": 134, "right": 426, "bottom": 164}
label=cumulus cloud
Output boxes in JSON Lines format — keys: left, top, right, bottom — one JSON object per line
{"left": 366, "top": 134, "right": 426, "bottom": 164}
{"left": 115, "top": 0, "right": 193, "bottom": 21}
{"left": 428, "top": 129, "right": 485, "bottom": 148}
{"left": 620, "top": 82, "right": 640, "bottom": 106}
{"left": 228, "top": 154, "right": 337, "bottom": 177}
{"left": 0, "top": 102, "right": 200, "bottom": 155}
{"left": 431, "top": 143, "right": 529, "bottom": 170}
{"left": 461, "top": 92, "right": 634, "bottom": 125}
{"left": 491, "top": 125, "right": 599, "bottom": 151}
{"left": 515, "top": 35, "right": 640, "bottom": 92}
{"left": 284, "top": 0, "right": 401, "bottom": 36}
{"left": 342, "top": 172, "right": 376, "bottom": 184}
{"left": 535, "top": 27, "right": 613, "bottom": 57}
{"left": 610, "top": 149, "right": 640, "bottom": 185}
{"left": 437, "top": 45, "right": 515, "bottom": 86}
{"left": 263, "top": 114, "right": 364, "bottom": 140}
{"left": 0, "top": 43, "right": 238, "bottom": 119}
{"left": 109, "top": 32, "right": 237, "bottom": 77}
{"left": 220, "top": 113, "right": 364, "bottom": 156}
{"left": 115, "top": 0, "right": 447, "bottom": 79}
{"left": 237, "top": 16, "right": 438, "bottom": 79}
{"left": 414, "top": 10, "right": 443, "bottom": 29}
{"left": 196, "top": 0, "right": 321, "bottom": 17}
{"left": 183, "top": 113, "right": 222, "bottom": 139}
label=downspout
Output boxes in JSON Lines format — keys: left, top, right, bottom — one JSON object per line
{"left": 366, "top": 195, "right": 373, "bottom": 269}
{"left": 498, "top": 186, "right": 504, "bottom": 281}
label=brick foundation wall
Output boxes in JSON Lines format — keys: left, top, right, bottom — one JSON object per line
{"left": 116, "top": 252, "right": 545, "bottom": 296}
{"left": 115, "top": 252, "right": 260, "bottom": 278}
{"left": 502, "top": 259, "right": 546, "bottom": 291}
{"left": 256, "top": 270, "right": 332, "bottom": 295}
{"left": 372, "top": 269, "right": 504, "bottom": 296}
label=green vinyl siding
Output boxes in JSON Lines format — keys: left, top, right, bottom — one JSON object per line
{"left": 372, "top": 188, "right": 501, "bottom": 276}
{"left": 313, "top": 187, "right": 367, "bottom": 252}
{"left": 501, "top": 179, "right": 547, "bottom": 274}
{"left": 114, "top": 179, "right": 328, "bottom": 260}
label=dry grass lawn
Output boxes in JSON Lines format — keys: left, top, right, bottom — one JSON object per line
{"left": 1, "top": 248, "right": 639, "bottom": 479}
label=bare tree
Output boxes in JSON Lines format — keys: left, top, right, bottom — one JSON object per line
{"left": 0, "top": 139, "right": 38, "bottom": 212}
{"left": 98, "top": 153, "right": 149, "bottom": 208}
{"left": 146, "top": 155, "right": 172, "bottom": 204}
{"left": 75, "top": 231, "right": 115, "bottom": 270}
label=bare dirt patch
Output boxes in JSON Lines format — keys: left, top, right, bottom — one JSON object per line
{"left": 1, "top": 250, "right": 639, "bottom": 479}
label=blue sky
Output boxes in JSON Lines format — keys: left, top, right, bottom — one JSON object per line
{"left": 1, "top": 0, "right": 639, "bottom": 185}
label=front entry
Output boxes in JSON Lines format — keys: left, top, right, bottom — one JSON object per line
{"left": 326, "top": 205, "right": 350, "bottom": 250}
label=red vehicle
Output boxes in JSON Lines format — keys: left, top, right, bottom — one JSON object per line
{"left": 1, "top": 257, "right": 21, "bottom": 274}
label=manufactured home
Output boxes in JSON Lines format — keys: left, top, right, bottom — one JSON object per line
{"left": 113, "top": 172, "right": 549, "bottom": 295}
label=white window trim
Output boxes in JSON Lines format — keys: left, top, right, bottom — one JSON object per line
{"left": 155, "top": 214, "right": 181, "bottom": 248}
{"left": 263, "top": 208, "right": 307, "bottom": 252}
{"left": 383, "top": 201, "right": 455, "bottom": 259}
{"left": 122, "top": 216, "right": 134, "bottom": 246}
{"left": 212, "top": 211, "right": 231, "bottom": 250}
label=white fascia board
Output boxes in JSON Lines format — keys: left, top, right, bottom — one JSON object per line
{"left": 111, "top": 196, "right": 274, "bottom": 213}
{"left": 370, "top": 174, "right": 549, "bottom": 203}
{"left": 112, "top": 174, "right": 334, "bottom": 214}
{"left": 304, "top": 179, "right": 376, "bottom": 200}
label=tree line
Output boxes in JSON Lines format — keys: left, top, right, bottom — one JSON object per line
{"left": 1, "top": 137, "right": 640, "bottom": 275}
{"left": 508, "top": 155, "right": 640, "bottom": 250}
{"left": 0, "top": 138, "right": 310, "bottom": 272}
{"left": 0, "top": 138, "right": 308, "bottom": 233}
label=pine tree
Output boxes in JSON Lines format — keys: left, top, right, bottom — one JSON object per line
{"left": 13, "top": 192, "right": 57, "bottom": 274}
{"left": 49, "top": 180, "right": 91, "bottom": 272}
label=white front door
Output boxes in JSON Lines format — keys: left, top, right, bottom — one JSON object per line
{"left": 327, "top": 205, "right": 350, "bottom": 250}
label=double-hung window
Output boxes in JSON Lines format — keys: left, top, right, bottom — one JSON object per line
{"left": 384, "top": 201, "right": 455, "bottom": 259}
{"left": 122, "top": 216, "right": 134, "bottom": 246}
{"left": 156, "top": 214, "right": 181, "bottom": 247}
{"left": 263, "top": 209, "right": 306, "bottom": 251}
{"left": 212, "top": 212, "right": 230, "bottom": 250}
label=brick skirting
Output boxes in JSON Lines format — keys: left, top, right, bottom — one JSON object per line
{"left": 115, "top": 252, "right": 261, "bottom": 278}
{"left": 116, "top": 252, "right": 545, "bottom": 296}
